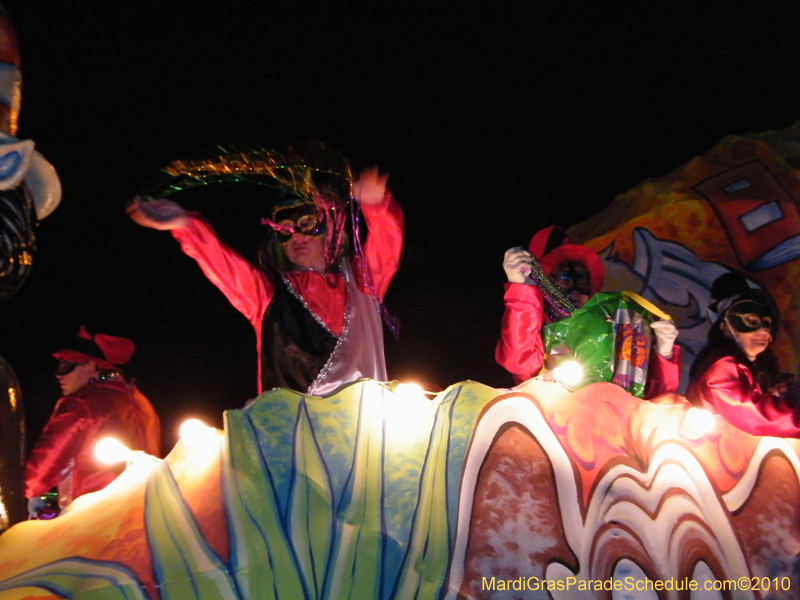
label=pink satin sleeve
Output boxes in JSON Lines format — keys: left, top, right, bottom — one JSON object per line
{"left": 687, "top": 356, "right": 800, "bottom": 438}
{"left": 172, "top": 213, "right": 273, "bottom": 324}
{"left": 496, "top": 283, "right": 545, "bottom": 383}
{"left": 643, "top": 345, "right": 681, "bottom": 399}
{"left": 360, "top": 192, "right": 404, "bottom": 301}
{"left": 25, "top": 397, "right": 91, "bottom": 497}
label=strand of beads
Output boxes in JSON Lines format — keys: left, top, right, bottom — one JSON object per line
{"left": 529, "top": 256, "right": 575, "bottom": 320}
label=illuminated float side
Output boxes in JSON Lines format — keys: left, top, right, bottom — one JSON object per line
{"left": 0, "top": 377, "right": 798, "bottom": 599}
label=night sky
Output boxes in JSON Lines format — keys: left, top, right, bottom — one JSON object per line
{"left": 1, "top": 0, "right": 798, "bottom": 452}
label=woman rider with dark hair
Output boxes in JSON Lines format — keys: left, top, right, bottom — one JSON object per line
{"left": 687, "top": 273, "right": 798, "bottom": 437}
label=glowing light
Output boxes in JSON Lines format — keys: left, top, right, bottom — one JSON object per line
{"left": 179, "top": 419, "right": 215, "bottom": 444}
{"left": 552, "top": 360, "right": 583, "bottom": 388}
{"left": 393, "top": 382, "right": 426, "bottom": 403}
{"left": 681, "top": 407, "right": 716, "bottom": 440}
{"left": 382, "top": 382, "right": 436, "bottom": 443}
{"left": 94, "top": 437, "right": 134, "bottom": 464}
{"left": 0, "top": 499, "right": 8, "bottom": 531}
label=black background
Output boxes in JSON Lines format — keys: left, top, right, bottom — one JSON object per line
{"left": 0, "top": 0, "right": 797, "bottom": 452}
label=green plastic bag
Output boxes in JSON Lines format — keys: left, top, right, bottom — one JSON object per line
{"left": 543, "top": 291, "right": 657, "bottom": 398}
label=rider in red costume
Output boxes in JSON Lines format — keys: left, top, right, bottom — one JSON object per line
{"left": 496, "top": 226, "right": 681, "bottom": 397}
{"left": 688, "top": 273, "right": 799, "bottom": 437}
{"left": 128, "top": 167, "right": 403, "bottom": 396}
{"left": 25, "top": 328, "right": 161, "bottom": 513}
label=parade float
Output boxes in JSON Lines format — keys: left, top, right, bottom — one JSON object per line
{"left": 0, "top": 379, "right": 799, "bottom": 600}
{"left": 0, "top": 123, "right": 797, "bottom": 599}
{"left": 0, "top": 1, "right": 798, "bottom": 595}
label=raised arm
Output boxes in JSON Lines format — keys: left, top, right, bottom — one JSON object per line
{"left": 128, "top": 197, "right": 273, "bottom": 323}
{"left": 355, "top": 168, "right": 403, "bottom": 300}
{"left": 495, "top": 247, "right": 546, "bottom": 383}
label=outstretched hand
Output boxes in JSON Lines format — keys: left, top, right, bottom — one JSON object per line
{"left": 353, "top": 167, "right": 389, "bottom": 206}
{"left": 503, "top": 247, "right": 534, "bottom": 284}
{"left": 126, "top": 196, "right": 189, "bottom": 230}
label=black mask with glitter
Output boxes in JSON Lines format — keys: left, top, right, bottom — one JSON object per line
{"left": 725, "top": 299, "right": 775, "bottom": 334}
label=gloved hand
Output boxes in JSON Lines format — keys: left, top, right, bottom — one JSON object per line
{"left": 503, "top": 247, "right": 534, "bottom": 284}
{"left": 651, "top": 319, "right": 679, "bottom": 359}
{"left": 126, "top": 196, "right": 189, "bottom": 230}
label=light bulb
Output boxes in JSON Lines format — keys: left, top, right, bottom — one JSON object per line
{"left": 95, "top": 437, "right": 133, "bottom": 464}
{"left": 179, "top": 419, "right": 214, "bottom": 444}
{"left": 552, "top": 360, "right": 583, "bottom": 387}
